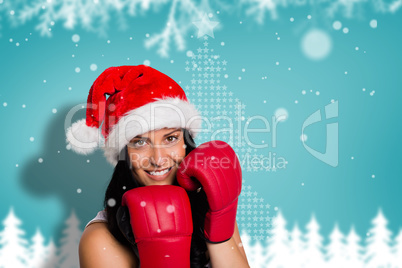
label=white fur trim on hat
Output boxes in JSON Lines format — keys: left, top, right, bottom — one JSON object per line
{"left": 66, "top": 119, "right": 101, "bottom": 155}
{"left": 103, "top": 97, "right": 202, "bottom": 166}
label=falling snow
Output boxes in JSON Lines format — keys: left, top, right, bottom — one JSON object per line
{"left": 107, "top": 198, "right": 116, "bottom": 207}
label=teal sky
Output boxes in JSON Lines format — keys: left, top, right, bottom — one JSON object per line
{"left": 0, "top": 1, "right": 401, "bottom": 246}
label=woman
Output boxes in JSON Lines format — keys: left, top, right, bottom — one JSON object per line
{"left": 66, "top": 65, "right": 249, "bottom": 267}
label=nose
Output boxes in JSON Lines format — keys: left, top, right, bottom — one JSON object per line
{"left": 149, "top": 145, "right": 168, "bottom": 167}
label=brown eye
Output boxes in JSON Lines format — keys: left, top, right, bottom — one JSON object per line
{"left": 166, "top": 136, "right": 178, "bottom": 142}
{"left": 131, "top": 139, "right": 146, "bottom": 148}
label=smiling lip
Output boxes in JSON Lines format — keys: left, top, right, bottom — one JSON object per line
{"left": 146, "top": 167, "right": 171, "bottom": 172}
{"left": 144, "top": 167, "right": 174, "bottom": 181}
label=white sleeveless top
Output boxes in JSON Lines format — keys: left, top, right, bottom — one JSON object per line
{"left": 85, "top": 210, "right": 107, "bottom": 228}
{"left": 85, "top": 210, "right": 212, "bottom": 267}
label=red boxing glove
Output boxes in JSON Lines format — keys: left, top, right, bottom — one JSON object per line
{"left": 177, "top": 140, "right": 242, "bottom": 243}
{"left": 121, "top": 185, "right": 193, "bottom": 268}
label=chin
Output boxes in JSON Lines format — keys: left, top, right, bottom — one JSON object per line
{"left": 149, "top": 180, "right": 174, "bottom": 186}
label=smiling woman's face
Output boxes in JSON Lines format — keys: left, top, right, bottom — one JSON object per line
{"left": 127, "top": 127, "right": 186, "bottom": 186}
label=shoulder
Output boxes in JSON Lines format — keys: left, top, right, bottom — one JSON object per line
{"left": 85, "top": 210, "right": 107, "bottom": 228}
{"left": 79, "top": 222, "right": 138, "bottom": 268}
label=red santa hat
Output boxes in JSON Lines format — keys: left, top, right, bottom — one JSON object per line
{"left": 65, "top": 65, "right": 202, "bottom": 165}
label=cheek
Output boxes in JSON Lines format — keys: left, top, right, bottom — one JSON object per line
{"left": 128, "top": 151, "right": 151, "bottom": 169}
{"left": 169, "top": 142, "right": 186, "bottom": 162}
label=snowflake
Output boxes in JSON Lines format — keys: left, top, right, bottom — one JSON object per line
{"left": 240, "top": 0, "right": 402, "bottom": 24}
{"left": 0, "top": 0, "right": 226, "bottom": 57}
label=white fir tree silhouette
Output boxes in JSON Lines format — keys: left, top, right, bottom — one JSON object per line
{"left": 365, "top": 208, "right": 393, "bottom": 268}
{"left": 241, "top": 231, "right": 254, "bottom": 266}
{"left": 288, "top": 222, "right": 306, "bottom": 267}
{"left": 28, "top": 227, "right": 47, "bottom": 268}
{"left": 303, "top": 213, "right": 326, "bottom": 267}
{"left": 242, "top": 230, "right": 267, "bottom": 268}
{"left": 344, "top": 225, "right": 364, "bottom": 268}
{"left": 266, "top": 210, "right": 290, "bottom": 267}
{"left": 326, "top": 223, "right": 348, "bottom": 267}
{"left": 1, "top": 205, "right": 401, "bottom": 267}
{"left": 252, "top": 240, "right": 267, "bottom": 268}
{"left": 0, "top": 207, "right": 29, "bottom": 268}
{"left": 58, "top": 209, "right": 82, "bottom": 268}
{"left": 392, "top": 228, "right": 402, "bottom": 267}
{"left": 43, "top": 238, "right": 59, "bottom": 268}
{"left": 240, "top": 230, "right": 251, "bottom": 256}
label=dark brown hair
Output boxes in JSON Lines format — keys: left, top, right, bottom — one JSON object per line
{"left": 103, "top": 128, "right": 209, "bottom": 267}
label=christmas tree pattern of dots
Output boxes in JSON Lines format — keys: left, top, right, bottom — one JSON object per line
{"left": 183, "top": 36, "right": 272, "bottom": 242}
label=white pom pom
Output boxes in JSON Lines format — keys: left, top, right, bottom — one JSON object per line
{"left": 66, "top": 119, "right": 100, "bottom": 155}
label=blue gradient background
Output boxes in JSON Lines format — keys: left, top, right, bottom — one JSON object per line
{"left": 1, "top": 3, "right": 401, "bottom": 246}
